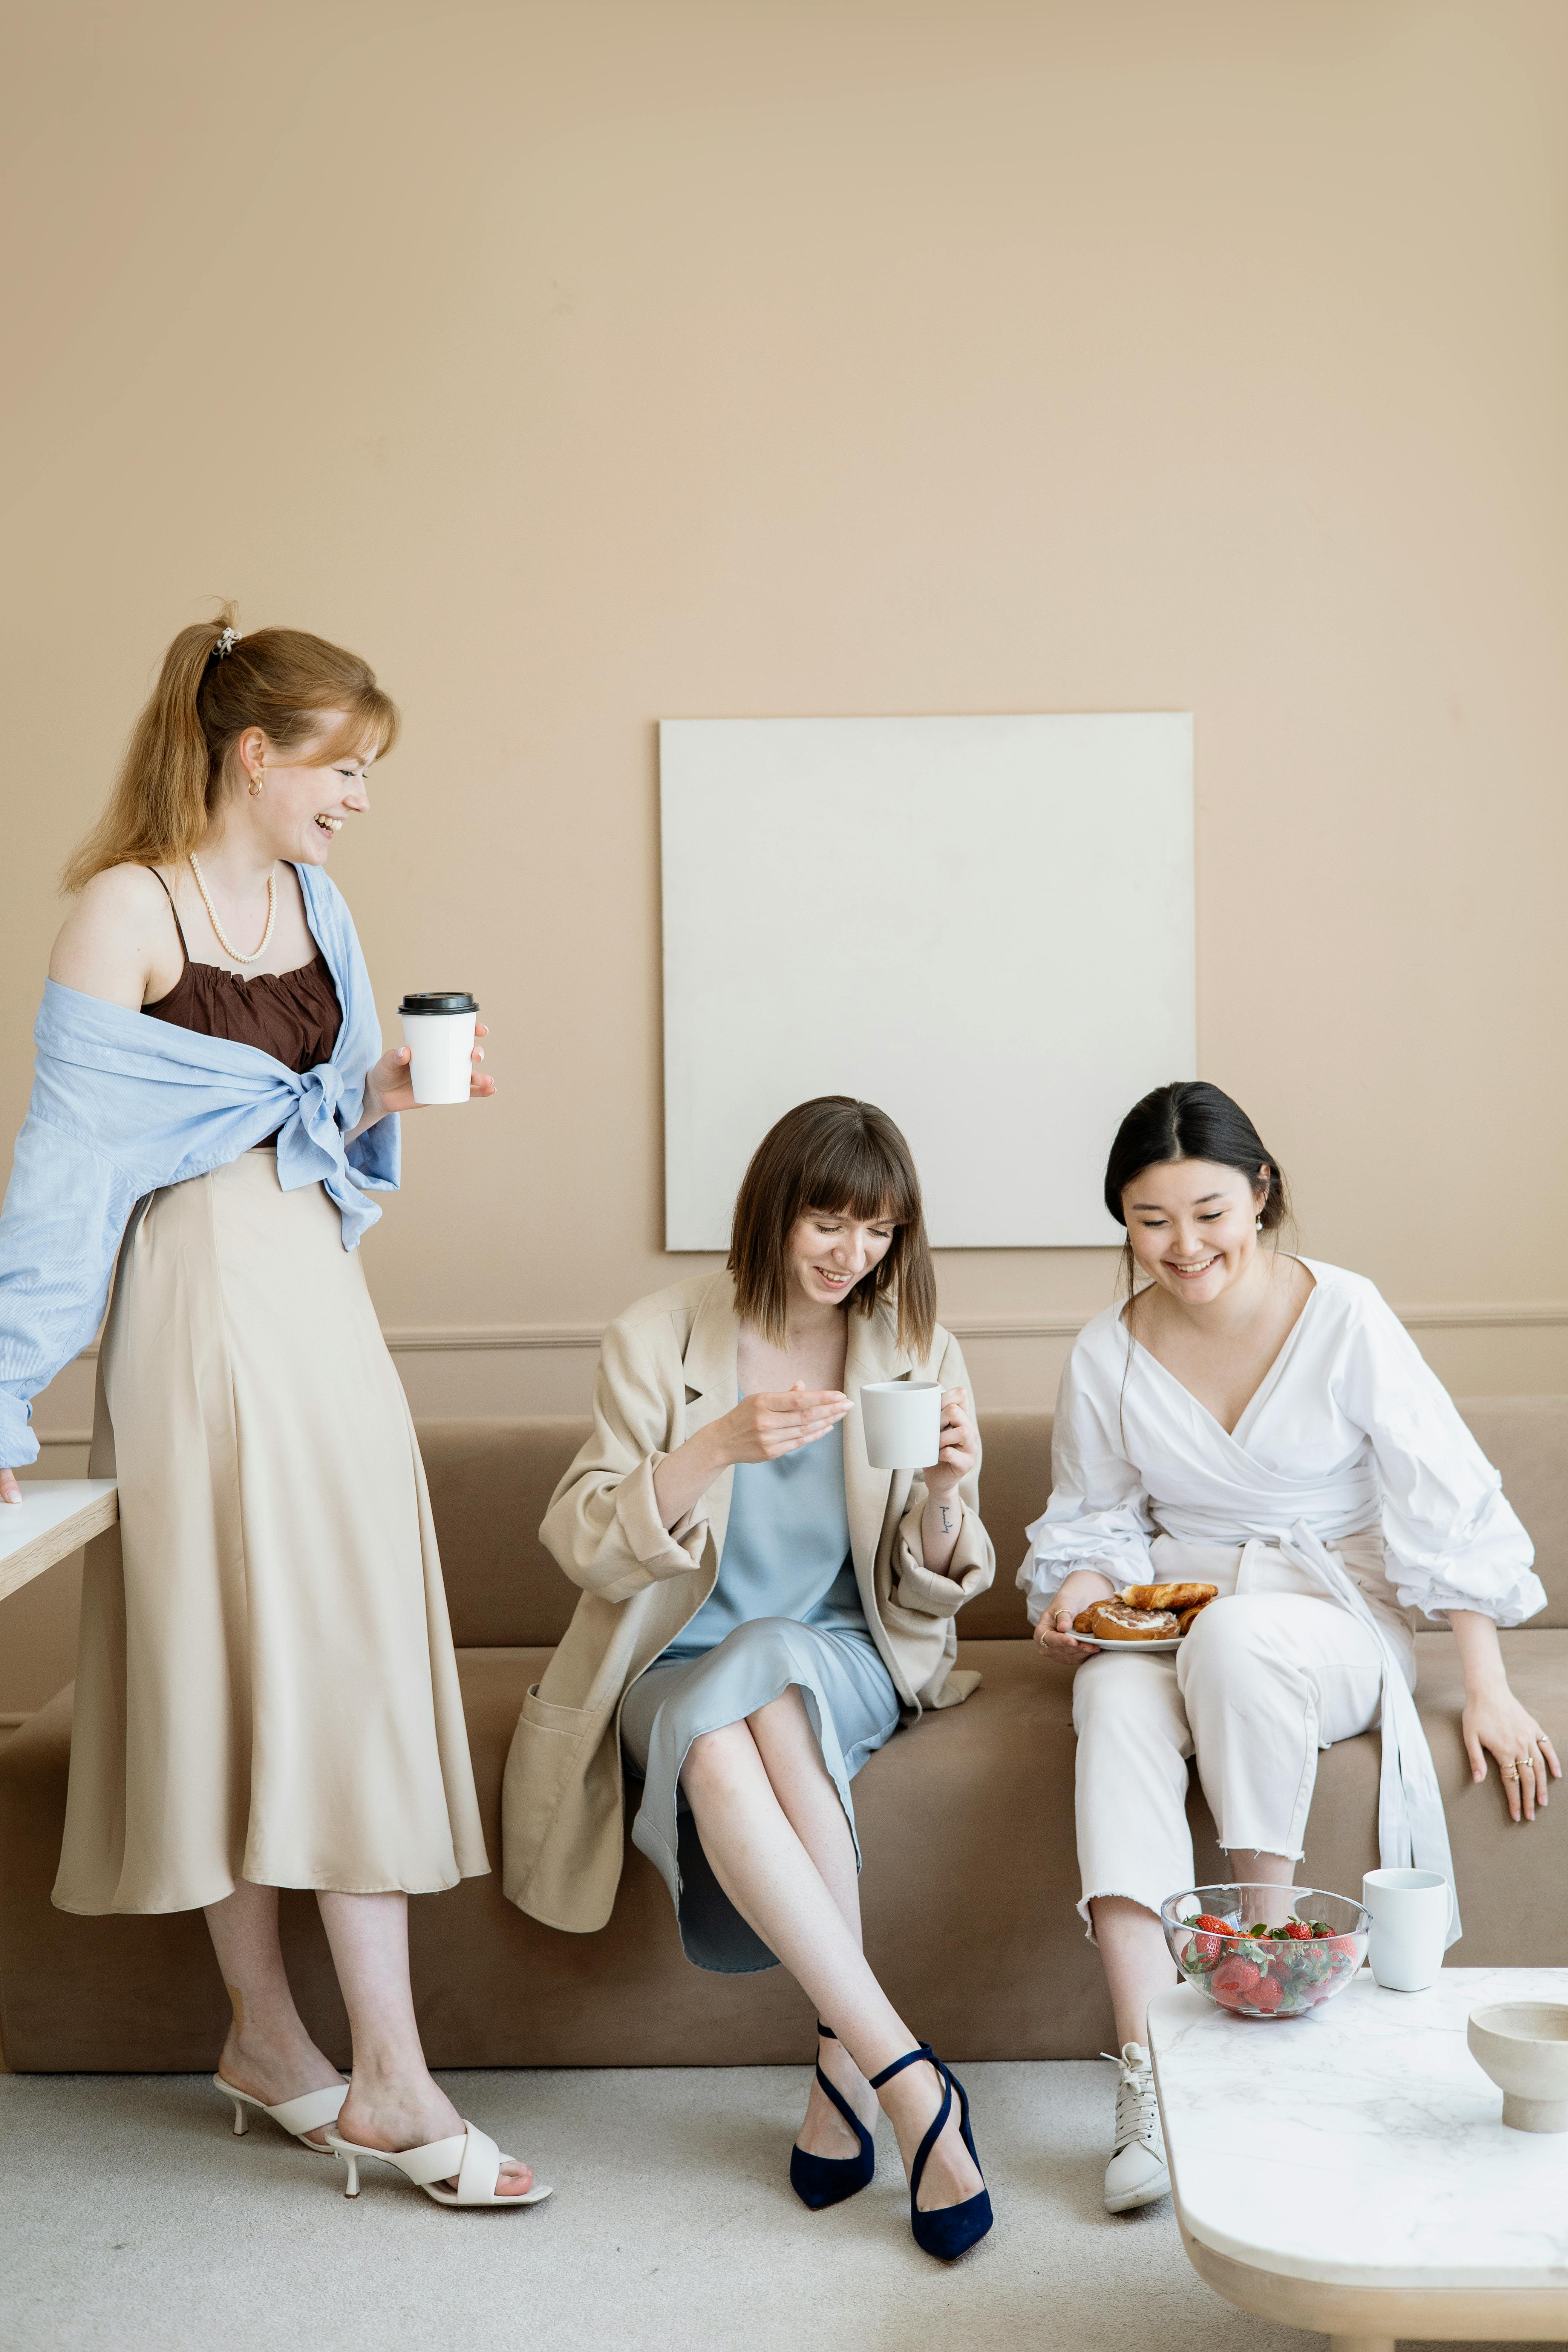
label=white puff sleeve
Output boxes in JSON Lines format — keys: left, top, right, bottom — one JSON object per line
{"left": 1016, "top": 1343, "right": 1156, "bottom": 1623}
{"left": 1337, "top": 1287, "right": 1545, "bottom": 1626}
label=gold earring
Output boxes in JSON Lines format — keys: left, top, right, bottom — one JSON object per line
{"left": 248, "top": 768, "right": 264, "bottom": 797}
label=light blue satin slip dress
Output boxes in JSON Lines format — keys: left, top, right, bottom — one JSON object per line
{"left": 619, "top": 1416, "right": 900, "bottom": 1972}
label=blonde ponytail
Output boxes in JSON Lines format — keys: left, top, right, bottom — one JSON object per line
{"left": 63, "top": 604, "right": 399, "bottom": 892}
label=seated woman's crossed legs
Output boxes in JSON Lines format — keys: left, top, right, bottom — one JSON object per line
{"left": 680, "top": 1686, "right": 984, "bottom": 2214}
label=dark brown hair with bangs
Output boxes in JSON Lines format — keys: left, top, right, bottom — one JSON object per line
{"left": 63, "top": 602, "right": 400, "bottom": 890}
{"left": 728, "top": 1096, "right": 937, "bottom": 1358}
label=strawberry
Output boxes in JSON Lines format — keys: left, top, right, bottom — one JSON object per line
{"left": 1211, "top": 1957, "right": 1260, "bottom": 2000}
{"left": 1280, "top": 1920, "right": 1312, "bottom": 1940}
{"left": 1248, "top": 1974, "right": 1285, "bottom": 2013}
{"left": 1190, "top": 1911, "right": 1232, "bottom": 1962}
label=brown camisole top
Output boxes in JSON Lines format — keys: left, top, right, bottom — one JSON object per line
{"left": 144, "top": 869, "right": 343, "bottom": 1075}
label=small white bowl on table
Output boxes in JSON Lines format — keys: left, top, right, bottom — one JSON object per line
{"left": 1147, "top": 1966, "right": 1568, "bottom": 2352}
{"left": 0, "top": 1479, "right": 118, "bottom": 1603}
{"left": 1468, "top": 2000, "right": 1568, "bottom": 2132}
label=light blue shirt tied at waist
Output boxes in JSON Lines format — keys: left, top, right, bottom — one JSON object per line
{"left": 0, "top": 862, "right": 397, "bottom": 1469}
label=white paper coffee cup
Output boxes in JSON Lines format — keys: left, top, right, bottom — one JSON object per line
{"left": 859, "top": 1380, "right": 942, "bottom": 1472}
{"left": 1363, "top": 1867, "right": 1451, "bottom": 1991}
{"left": 398, "top": 992, "right": 479, "bottom": 1105}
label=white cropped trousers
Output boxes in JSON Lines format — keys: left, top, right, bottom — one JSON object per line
{"left": 1072, "top": 1590, "right": 1390, "bottom": 1932}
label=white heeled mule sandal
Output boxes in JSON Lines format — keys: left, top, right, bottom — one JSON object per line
{"left": 214, "top": 2074, "right": 348, "bottom": 2152}
{"left": 325, "top": 2120, "right": 553, "bottom": 2208}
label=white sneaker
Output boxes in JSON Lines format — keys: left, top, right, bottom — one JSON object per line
{"left": 1102, "top": 2043, "right": 1170, "bottom": 2213}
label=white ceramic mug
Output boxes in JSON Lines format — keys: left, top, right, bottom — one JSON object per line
{"left": 1362, "top": 1866, "right": 1451, "bottom": 1992}
{"left": 398, "top": 992, "right": 479, "bottom": 1106}
{"left": 859, "top": 1381, "right": 942, "bottom": 1472}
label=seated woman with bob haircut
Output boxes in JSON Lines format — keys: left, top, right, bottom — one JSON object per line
{"left": 502, "top": 1096, "right": 995, "bottom": 2260}
{"left": 1023, "top": 1080, "right": 1554, "bottom": 2219}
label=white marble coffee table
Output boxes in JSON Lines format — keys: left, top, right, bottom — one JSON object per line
{"left": 1147, "top": 1968, "right": 1568, "bottom": 2351}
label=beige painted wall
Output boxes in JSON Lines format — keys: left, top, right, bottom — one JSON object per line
{"left": 4, "top": 0, "right": 1566, "bottom": 1709}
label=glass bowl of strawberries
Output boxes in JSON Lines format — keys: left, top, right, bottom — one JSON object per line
{"left": 1160, "top": 1885, "right": 1369, "bottom": 2019}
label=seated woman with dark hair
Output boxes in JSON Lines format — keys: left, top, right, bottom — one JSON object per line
{"left": 502, "top": 1096, "right": 995, "bottom": 2260}
{"left": 1023, "top": 1081, "right": 1556, "bottom": 2217}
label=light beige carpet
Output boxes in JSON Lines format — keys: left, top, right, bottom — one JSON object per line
{"left": 0, "top": 2063, "right": 1554, "bottom": 2352}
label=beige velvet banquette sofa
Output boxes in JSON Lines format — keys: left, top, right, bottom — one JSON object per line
{"left": 2, "top": 1401, "right": 1564, "bottom": 2072}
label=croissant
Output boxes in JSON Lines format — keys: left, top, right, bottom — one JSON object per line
{"left": 1175, "top": 1594, "right": 1216, "bottom": 1634}
{"left": 1119, "top": 1582, "right": 1219, "bottom": 1615}
{"left": 1073, "top": 1602, "right": 1181, "bottom": 1642}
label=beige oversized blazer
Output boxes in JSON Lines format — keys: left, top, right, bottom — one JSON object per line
{"left": 501, "top": 1269, "right": 995, "bottom": 1933}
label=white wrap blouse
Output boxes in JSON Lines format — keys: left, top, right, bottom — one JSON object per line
{"left": 1020, "top": 1259, "right": 1543, "bottom": 1628}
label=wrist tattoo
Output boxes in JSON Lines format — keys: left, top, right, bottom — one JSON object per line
{"left": 940, "top": 1505, "right": 954, "bottom": 1532}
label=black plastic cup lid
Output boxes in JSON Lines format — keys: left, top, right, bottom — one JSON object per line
{"left": 398, "top": 991, "right": 478, "bottom": 1015}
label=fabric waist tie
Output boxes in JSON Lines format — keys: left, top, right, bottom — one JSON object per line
{"left": 1159, "top": 1523, "right": 1460, "bottom": 1946}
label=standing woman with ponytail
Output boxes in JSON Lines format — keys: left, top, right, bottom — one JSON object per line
{"left": 0, "top": 611, "right": 547, "bottom": 2209}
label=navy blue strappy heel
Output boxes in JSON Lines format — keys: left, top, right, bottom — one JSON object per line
{"left": 869, "top": 2043, "right": 993, "bottom": 2262}
{"left": 790, "top": 2024, "right": 876, "bottom": 2210}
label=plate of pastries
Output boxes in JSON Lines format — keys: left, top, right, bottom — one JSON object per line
{"left": 1072, "top": 1582, "right": 1219, "bottom": 1650}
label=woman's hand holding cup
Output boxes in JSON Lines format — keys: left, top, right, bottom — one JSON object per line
{"left": 718, "top": 1383, "right": 850, "bottom": 1464}
{"left": 923, "top": 1386, "right": 978, "bottom": 1499}
{"left": 1033, "top": 1568, "right": 1118, "bottom": 1661}
{"left": 363, "top": 1023, "right": 493, "bottom": 1126}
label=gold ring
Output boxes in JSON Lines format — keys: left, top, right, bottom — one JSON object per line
{"left": 1502, "top": 1764, "right": 1521, "bottom": 1780}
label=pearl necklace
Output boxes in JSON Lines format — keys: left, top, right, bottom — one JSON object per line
{"left": 188, "top": 853, "right": 277, "bottom": 966}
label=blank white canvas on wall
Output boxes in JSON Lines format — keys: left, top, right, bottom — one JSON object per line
{"left": 660, "top": 714, "right": 1194, "bottom": 1250}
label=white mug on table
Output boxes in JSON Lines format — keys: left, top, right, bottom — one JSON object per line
{"left": 1362, "top": 1867, "right": 1452, "bottom": 1992}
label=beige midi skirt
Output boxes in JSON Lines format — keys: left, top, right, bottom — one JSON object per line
{"left": 53, "top": 1149, "right": 489, "bottom": 1915}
